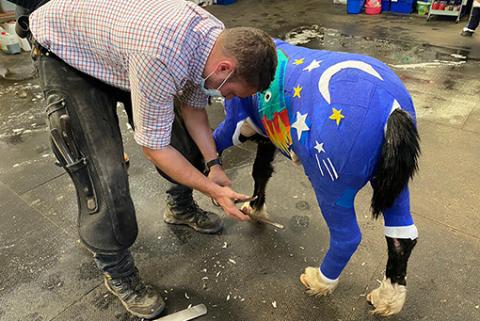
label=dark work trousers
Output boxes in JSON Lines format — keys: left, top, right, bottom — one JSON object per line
{"left": 467, "top": 7, "right": 480, "bottom": 31}
{"left": 36, "top": 50, "right": 205, "bottom": 279}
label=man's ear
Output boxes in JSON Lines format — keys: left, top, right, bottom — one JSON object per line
{"left": 217, "top": 60, "right": 235, "bottom": 73}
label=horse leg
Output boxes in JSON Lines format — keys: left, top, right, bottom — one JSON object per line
{"left": 300, "top": 195, "right": 362, "bottom": 296}
{"left": 240, "top": 138, "right": 276, "bottom": 219}
{"left": 367, "top": 187, "right": 418, "bottom": 316}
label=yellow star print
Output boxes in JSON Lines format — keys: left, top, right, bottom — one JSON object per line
{"left": 293, "top": 58, "right": 305, "bottom": 65}
{"left": 329, "top": 108, "right": 345, "bottom": 126}
{"left": 293, "top": 85, "right": 302, "bottom": 98}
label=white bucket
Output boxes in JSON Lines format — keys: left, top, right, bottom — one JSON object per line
{"left": 2, "top": 21, "right": 31, "bottom": 51}
{"left": 0, "top": 27, "right": 21, "bottom": 54}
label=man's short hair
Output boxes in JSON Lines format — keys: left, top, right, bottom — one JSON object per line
{"left": 221, "top": 27, "right": 277, "bottom": 92}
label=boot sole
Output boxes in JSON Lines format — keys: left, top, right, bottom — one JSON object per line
{"left": 104, "top": 278, "right": 165, "bottom": 319}
{"left": 163, "top": 216, "right": 223, "bottom": 234}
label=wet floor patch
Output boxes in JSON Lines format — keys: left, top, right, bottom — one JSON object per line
{"left": 295, "top": 200, "right": 310, "bottom": 211}
{"left": 282, "top": 25, "right": 480, "bottom": 127}
{"left": 283, "top": 25, "right": 473, "bottom": 67}
{"left": 289, "top": 215, "right": 310, "bottom": 232}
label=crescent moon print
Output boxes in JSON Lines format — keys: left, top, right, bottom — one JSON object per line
{"left": 318, "top": 60, "right": 384, "bottom": 105}
{"left": 313, "top": 60, "right": 385, "bottom": 179}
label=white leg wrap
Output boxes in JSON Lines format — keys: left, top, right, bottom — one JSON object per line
{"left": 299, "top": 267, "right": 338, "bottom": 296}
{"left": 367, "top": 277, "right": 407, "bottom": 316}
{"left": 239, "top": 121, "right": 257, "bottom": 137}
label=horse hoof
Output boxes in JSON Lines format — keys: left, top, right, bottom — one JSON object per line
{"left": 300, "top": 273, "right": 309, "bottom": 287}
{"left": 240, "top": 202, "right": 253, "bottom": 215}
{"left": 367, "top": 277, "right": 406, "bottom": 316}
{"left": 300, "top": 267, "right": 338, "bottom": 296}
{"left": 241, "top": 202, "right": 269, "bottom": 220}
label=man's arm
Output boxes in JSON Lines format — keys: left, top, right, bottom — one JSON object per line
{"left": 181, "top": 104, "right": 217, "bottom": 162}
{"left": 180, "top": 104, "right": 231, "bottom": 187}
{"left": 126, "top": 55, "right": 247, "bottom": 219}
{"left": 142, "top": 145, "right": 250, "bottom": 221}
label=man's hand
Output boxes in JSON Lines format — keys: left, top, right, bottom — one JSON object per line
{"left": 208, "top": 166, "right": 232, "bottom": 187}
{"left": 143, "top": 146, "right": 253, "bottom": 221}
{"left": 211, "top": 186, "right": 252, "bottom": 221}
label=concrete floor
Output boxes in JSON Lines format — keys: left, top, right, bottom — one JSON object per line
{"left": 0, "top": 1, "right": 479, "bottom": 321}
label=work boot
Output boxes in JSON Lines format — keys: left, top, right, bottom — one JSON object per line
{"left": 461, "top": 30, "right": 474, "bottom": 37}
{"left": 104, "top": 269, "right": 165, "bottom": 319}
{"left": 164, "top": 188, "right": 223, "bottom": 234}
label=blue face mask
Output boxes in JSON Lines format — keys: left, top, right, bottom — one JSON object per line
{"left": 199, "top": 69, "right": 233, "bottom": 97}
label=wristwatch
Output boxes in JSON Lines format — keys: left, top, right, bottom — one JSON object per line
{"left": 206, "top": 157, "right": 222, "bottom": 172}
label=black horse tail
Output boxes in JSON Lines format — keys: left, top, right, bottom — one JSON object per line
{"left": 371, "top": 108, "right": 420, "bottom": 218}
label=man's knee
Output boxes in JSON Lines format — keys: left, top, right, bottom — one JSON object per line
{"left": 78, "top": 195, "right": 138, "bottom": 254}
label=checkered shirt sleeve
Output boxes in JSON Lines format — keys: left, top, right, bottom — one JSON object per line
{"left": 128, "top": 54, "right": 176, "bottom": 149}
{"left": 178, "top": 80, "right": 209, "bottom": 109}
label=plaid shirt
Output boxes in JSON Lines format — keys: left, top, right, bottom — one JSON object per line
{"left": 30, "top": 0, "right": 224, "bottom": 149}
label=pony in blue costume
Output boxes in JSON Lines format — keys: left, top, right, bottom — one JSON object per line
{"left": 214, "top": 39, "right": 420, "bottom": 316}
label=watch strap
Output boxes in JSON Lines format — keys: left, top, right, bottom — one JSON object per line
{"left": 206, "top": 158, "right": 222, "bottom": 171}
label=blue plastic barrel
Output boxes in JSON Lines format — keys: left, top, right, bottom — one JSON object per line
{"left": 216, "top": 0, "right": 236, "bottom": 4}
{"left": 347, "top": 0, "right": 365, "bottom": 14}
{"left": 382, "top": 0, "right": 391, "bottom": 11}
{"left": 391, "top": 0, "right": 414, "bottom": 13}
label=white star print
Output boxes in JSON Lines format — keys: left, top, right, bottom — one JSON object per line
{"left": 303, "top": 59, "right": 321, "bottom": 72}
{"left": 314, "top": 141, "right": 325, "bottom": 154}
{"left": 292, "top": 112, "right": 309, "bottom": 140}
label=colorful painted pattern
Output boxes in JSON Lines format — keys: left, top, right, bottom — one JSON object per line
{"left": 257, "top": 50, "right": 292, "bottom": 155}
